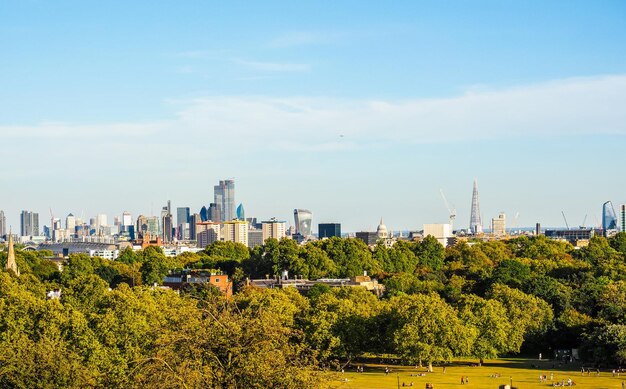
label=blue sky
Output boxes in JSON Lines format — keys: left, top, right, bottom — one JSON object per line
{"left": 1, "top": 1, "right": 626, "bottom": 232}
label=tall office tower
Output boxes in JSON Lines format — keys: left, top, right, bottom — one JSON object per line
{"left": 0, "top": 210, "right": 5, "bottom": 238}
{"left": 602, "top": 201, "right": 618, "bottom": 236}
{"left": 236, "top": 203, "right": 245, "bottom": 221}
{"left": 161, "top": 201, "right": 173, "bottom": 242}
{"left": 491, "top": 213, "right": 506, "bottom": 237}
{"left": 136, "top": 215, "right": 148, "bottom": 238}
{"left": 294, "top": 209, "right": 313, "bottom": 237}
{"left": 96, "top": 214, "right": 107, "bottom": 232}
{"left": 262, "top": 218, "right": 287, "bottom": 242}
{"left": 66, "top": 213, "right": 76, "bottom": 234}
{"left": 208, "top": 203, "right": 221, "bottom": 222}
{"left": 222, "top": 220, "right": 249, "bottom": 247}
{"left": 20, "top": 210, "right": 39, "bottom": 237}
{"left": 469, "top": 179, "right": 483, "bottom": 234}
{"left": 199, "top": 206, "right": 208, "bottom": 222}
{"left": 122, "top": 211, "right": 132, "bottom": 228}
{"left": 52, "top": 218, "right": 61, "bottom": 230}
{"left": 177, "top": 207, "right": 190, "bottom": 239}
{"left": 318, "top": 223, "right": 341, "bottom": 239}
{"left": 189, "top": 213, "right": 201, "bottom": 241}
{"left": 146, "top": 216, "right": 160, "bottom": 237}
{"left": 214, "top": 179, "right": 235, "bottom": 222}
{"left": 621, "top": 204, "right": 626, "bottom": 233}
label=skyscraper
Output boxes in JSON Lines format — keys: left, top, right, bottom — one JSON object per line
{"left": 236, "top": 203, "right": 245, "bottom": 221}
{"left": 162, "top": 200, "right": 173, "bottom": 242}
{"left": 294, "top": 209, "right": 313, "bottom": 237}
{"left": 469, "top": 179, "right": 483, "bottom": 234}
{"left": 208, "top": 203, "right": 221, "bottom": 222}
{"left": 177, "top": 207, "right": 190, "bottom": 240}
{"left": 214, "top": 179, "right": 235, "bottom": 222}
{"left": 199, "top": 206, "right": 208, "bottom": 222}
{"left": 0, "top": 210, "right": 5, "bottom": 238}
{"left": 66, "top": 213, "right": 76, "bottom": 235}
{"left": 602, "top": 201, "right": 618, "bottom": 236}
{"left": 20, "top": 210, "right": 39, "bottom": 237}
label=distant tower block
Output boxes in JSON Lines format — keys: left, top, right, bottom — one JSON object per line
{"left": 469, "top": 179, "right": 483, "bottom": 234}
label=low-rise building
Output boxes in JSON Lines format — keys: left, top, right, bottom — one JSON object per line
{"left": 248, "top": 273, "right": 384, "bottom": 297}
{"left": 163, "top": 270, "right": 232, "bottom": 297}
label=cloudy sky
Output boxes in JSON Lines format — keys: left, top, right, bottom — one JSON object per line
{"left": 1, "top": 1, "right": 625, "bottom": 232}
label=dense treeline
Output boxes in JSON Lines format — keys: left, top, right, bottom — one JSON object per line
{"left": 2, "top": 233, "right": 626, "bottom": 387}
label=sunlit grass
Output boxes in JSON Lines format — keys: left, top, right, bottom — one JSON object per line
{"left": 334, "top": 359, "right": 625, "bottom": 389}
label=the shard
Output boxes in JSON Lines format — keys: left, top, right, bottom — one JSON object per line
{"left": 469, "top": 179, "right": 483, "bottom": 234}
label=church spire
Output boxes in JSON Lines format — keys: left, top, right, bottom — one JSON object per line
{"left": 5, "top": 229, "right": 19, "bottom": 276}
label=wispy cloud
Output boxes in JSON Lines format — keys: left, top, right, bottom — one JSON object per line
{"left": 232, "top": 59, "right": 311, "bottom": 72}
{"left": 3, "top": 75, "right": 625, "bottom": 154}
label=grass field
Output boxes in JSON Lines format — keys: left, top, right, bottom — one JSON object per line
{"left": 334, "top": 359, "right": 625, "bottom": 389}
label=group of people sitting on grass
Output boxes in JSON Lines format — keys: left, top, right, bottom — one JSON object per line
{"left": 552, "top": 377, "right": 575, "bottom": 386}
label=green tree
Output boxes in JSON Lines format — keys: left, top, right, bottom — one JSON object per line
{"left": 386, "top": 293, "right": 476, "bottom": 369}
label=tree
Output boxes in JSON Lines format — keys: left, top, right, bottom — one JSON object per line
{"left": 458, "top": 294, "right": 514, "bottom": 362}
{"left": 416, "top": 235, "right": 445, "bottom": 272}
{"left": 386, "top": 293, "right": 476, "bottom": 369}
{"left": 488, "top": 284, "right": 554, "bottom": 350}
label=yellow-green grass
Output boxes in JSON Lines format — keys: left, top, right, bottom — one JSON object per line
{"left": 334, "top": 359, "right": 625, "bottom": 389}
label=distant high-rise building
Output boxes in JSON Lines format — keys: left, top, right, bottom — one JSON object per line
{"left": 136, "top": 215, "right": 148, "bottom": 238}
{"left": 621, "top": 204, "right": 626, "bottom": 233}
{"left": 214, "top": 179, "right": 235, "bottom": 222}
{"left": 222, "top": 220, "right": 248, "bottom": 246}
{"left": 161, "top": 201, "right": 173, "bottom": 242}
{"left": 294, "top": 209, "right": 313, "bottom": 237}
{"left": 96, "top": 214, "right": 107, "bottom": 230}
{"left": 469, "top": 179, "right": 483, "bottom": 234}
{"left": 603, "top": 201, "right": 618, "bottom": 236}
{"left": 122, "top": 211, "right": 132, "bottom": 227}
{"left": 262, "top": 218, "right": 287, "bottom": 242}
{"left": 491, "top": 213, "right": 506, "bottom": 237}
{"left": 208, "top": 203, "right": 221, "bottom": 222}
{"left": 0, "top": 210, "right": 5, "bottom": 238}
{"left": 236, "top": 203, "right": 245, "bottom": 221}
{"left": 319, "top": 223, "right": 341, "bottom": 239}
{"left": 176, "top": 207, "right": 190, "bottom": 239}
{"left": 189, "top": 213, "right": 201, "bottom": 241}
{"left": 20, "top": 210, "right": 39, "bottom": 237}
{"left": 146, "top": 216, "right": 159, "bottom": 237}
{"left": 199, "top": 206, "right": 208, "bottom": 222}
{"left": 66, "top": 213, "right": 76, "bottom": 235}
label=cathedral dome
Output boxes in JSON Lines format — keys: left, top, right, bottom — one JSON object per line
{"left": 376, "top": 218, "right": 388, "bottom": 239}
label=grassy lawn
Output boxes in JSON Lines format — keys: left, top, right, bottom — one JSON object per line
{"left": 334, "top": 359, "right": 625, "bottom": 388}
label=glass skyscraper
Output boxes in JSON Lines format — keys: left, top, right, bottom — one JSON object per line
{"left": 214, "top": 179, "right": 235, "bottom": 222}
{"left": 603, "top": 201, "right": 617, "bottom": 236}
{"left": 294, "top": 209, "right": 313, "bottom": 237}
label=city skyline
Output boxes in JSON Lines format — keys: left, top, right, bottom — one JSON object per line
{"left": 2, "top": 1, "right": 625, "bottom": 231}
{"left": 2, "top": 179, "right": 625, "bottom": 234}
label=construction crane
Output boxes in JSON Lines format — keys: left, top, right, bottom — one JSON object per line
{"left": 439, "top": 189, "right": 456, "bottom": 231}
{"left": 561, "top": 211, "right": 570, "bottom": 230}
{"left": 581, "top": 214, "right": 588, "bottom": 229}
{"left": 509, "top": 211, "right": 520, "bottom": 235}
